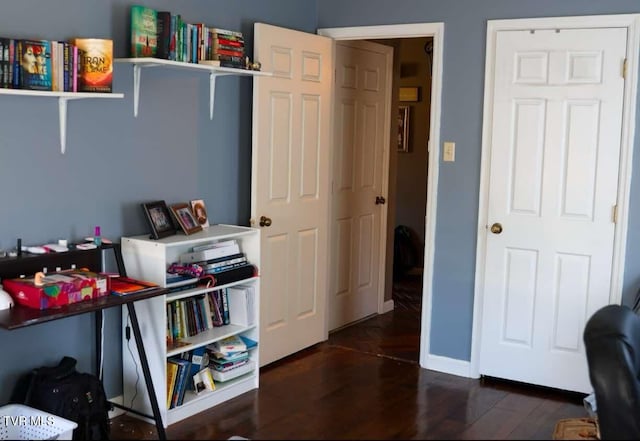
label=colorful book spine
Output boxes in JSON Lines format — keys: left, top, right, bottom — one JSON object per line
{"left": 130, "top": 5, "right": 157, "bottom": 57}
{"left": 156, "top": 11, "right": 171, "bottom": 60}
{"left": 19, "top": 39, "right": 53, "bottom": 91}
{"left": 166, "top": 361, "right": 178, "bottom": 409}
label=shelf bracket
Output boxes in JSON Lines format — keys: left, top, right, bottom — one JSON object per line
{"left": 58, "top": 98, "right": 68, "bottom": 154}
{"left": 209, "top": 73, "right": 218, "bottom": 120}
{"left": 133, "top": 64, "right": 142, "bottom": 117}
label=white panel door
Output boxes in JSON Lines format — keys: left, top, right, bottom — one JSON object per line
{"left": 252, "top": 23, "right": 333, "bottom": 366}
{"left": 329, "top": 40, "right": 392, "bottom": 331}
{"left": 479, "top": 27, "right": 626, "bottom": 393}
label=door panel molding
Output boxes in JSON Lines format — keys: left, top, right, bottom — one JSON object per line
{"left": 471, "top": 13, "right": 640, "bottom": 380}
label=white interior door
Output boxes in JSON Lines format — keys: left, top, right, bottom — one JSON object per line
{"left": 479, "top": 27, "right": 627, "bottom": 393}
{"left": 329, "top": 40, "right": 392, "bottom": 331}
{"left": 252, "top": 23, "right": 333, "bottom": 366}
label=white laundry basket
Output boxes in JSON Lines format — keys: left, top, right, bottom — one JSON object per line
{"left": 0, "top": 404, "right": 77, "bottom": 440}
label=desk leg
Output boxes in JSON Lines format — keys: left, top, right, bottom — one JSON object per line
{"left": 126, "top": 302, "right": 167, "bottom": 441}
{"left": 95, "top": 310, "right": 102, "bottom": 378}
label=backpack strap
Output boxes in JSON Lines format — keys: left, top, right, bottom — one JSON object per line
{"left": 34, "top": 356, "right": 78, "bottom": 381}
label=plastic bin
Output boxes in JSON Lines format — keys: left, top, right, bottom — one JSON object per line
{"left": 0, "top": 404, "right": 77, "bottom": 440}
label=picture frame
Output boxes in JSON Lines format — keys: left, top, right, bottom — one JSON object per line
{"left": 399, "top": 87, "right": 419, "bottom": 102}
{"left": 397, "top": 105, "right": 410, "bottom": 153}
{"left": 190, "top": 199, "right": 210, "bottom": 228}
{"left": 142, "top": 200, "right": 176, "bottom": 240}
{"left": 171, "top": 203, "right": 203, "bottom": 235}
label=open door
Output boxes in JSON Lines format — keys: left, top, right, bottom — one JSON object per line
{"left": 251, "top": 23, "right": 333, "bottom": 366}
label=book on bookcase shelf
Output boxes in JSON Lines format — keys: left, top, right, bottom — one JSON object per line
{"left": 156, "top": 10, "right": 172, "bottom": 60}
{"left": 167, "top": 357, "right": 191, "bottom": 409}
{"left": 70, "top": 38, "right": 113, "bottom": 93}
{"left": 18, "top": 39, "right": 53, "bottom": 91}
{"left": 193, "top": 367, "right": 215, "bottom": 395}
{"left": 130, "top": 4, "right": 158, "bottom": 57}
{"left": 166, "top": 360, "right": 178, "bottom": 409}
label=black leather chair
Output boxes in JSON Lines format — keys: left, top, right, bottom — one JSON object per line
{"left": 583, "top": 304, "right": 640, "bottom": 440}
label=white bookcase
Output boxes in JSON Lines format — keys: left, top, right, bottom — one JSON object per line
{"left": 120, "top": 224, "right": 260, "bottom": 428}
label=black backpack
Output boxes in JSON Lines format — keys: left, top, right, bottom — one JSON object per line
{"left": 10, "top": 356, "right": 111, "bottom": 441}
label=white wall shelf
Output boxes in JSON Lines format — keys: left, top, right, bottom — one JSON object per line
{"left": 114, "top": 58, "right": 272, "bottom": 119}
{"left": 0, "top": 89, "right": 124, "bottom": 154}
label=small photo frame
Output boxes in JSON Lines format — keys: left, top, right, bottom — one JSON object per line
{"left": 171, "top": 203, "right": 203, "bottom": 235}
{"left": 142, "top": 200, "right": 176, "bottom": 240}
{"left": 190, "top": 199, "right": 210, "bottom": 228}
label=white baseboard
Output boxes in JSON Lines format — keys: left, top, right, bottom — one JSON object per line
{"left": 108, "top": 395, "right": 126, "bottom": 419}
{"left": 422, "top": 353, "right": 479, "bottom": 379}
{"left": 382, "top": 299, "right": 394, "bottom": 314}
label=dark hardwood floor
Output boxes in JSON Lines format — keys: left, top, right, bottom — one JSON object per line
{"left": 110, "top": 275, "right": 587, "bottom": 440}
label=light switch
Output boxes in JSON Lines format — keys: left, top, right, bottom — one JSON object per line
{"left": 443, "top": 142, "right": 456, "bottom": 162}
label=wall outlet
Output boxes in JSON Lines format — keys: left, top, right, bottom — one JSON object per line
{"left": 443, "top": 142, "right": 455, "bottom": 162}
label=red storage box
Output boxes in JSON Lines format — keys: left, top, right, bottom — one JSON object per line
{"left": 2, "top": 269, "right": 109, "bottom": 310}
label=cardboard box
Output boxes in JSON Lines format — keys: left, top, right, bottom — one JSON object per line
{"left": 2, "top": 269, "right": 108, "bottom": 310}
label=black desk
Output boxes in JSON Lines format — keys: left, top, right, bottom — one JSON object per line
{"left": 0, "top": 245, "right": 168, "bottom": 440}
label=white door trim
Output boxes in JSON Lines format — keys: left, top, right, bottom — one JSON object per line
{"left": 318, "top": 23, "right": 444, "bottom": 370}
{"left": 471, "top": 13, "right": 640, "bottom": 379}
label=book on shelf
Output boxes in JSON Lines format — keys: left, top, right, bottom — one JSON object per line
{"left": 167, "top": 357, "right": 191, "bottom": 408}
{"left": 210, "top": 359, "right": 254, "bottom": 382}
{"left": 165, "top": 272, "right": 199, "bottom": 287}
{"left": 198, "top": 59, "right": 220, "bottom": 67}
{"left": 18, "top": 39, "right": 53, "bottom": 91}
{"left": 193, "top": 367, "right": 215, "bottom": 395}
{"left": 110, "top": 276, "right": 158, "bottom": 296}
{"left": 210, "top": 357, "right": 249, "bottom": 373}
{"left": 211, "top": 37, "right": 244, "bottom": 49}
{"left": 166, "top": 360, "right": 179, "bottom": 409}
{"left": 179, "top": 242, "right": 241, "bottom": 264}
{"left": 209, "top": 348, "right": 248, "bottom": 363}
{"left": 208, "top": 334, "right": 246, "bottom": 356}
{"left": 186, "top": 346, "right": 209, "bottom": 386}
{"left": 227, "top": 285, "right": 256, "bottom": 327}
{"left": 156, "top": 10, "right": 172, "bottom": 60}
{"left": 206, "top": 261, "right": 249, "bottom": 275}
{"left": 70, "top": 38, "right": 113, "bottom": 93}
{"left": 209, "top": 27, "right": 244, "bottom": 39}
{"left": 130, "top": 4, "right": 158, "bottom": 57}
{"left": 202, "top": 254, "right": 246, "bottom": 270}
{"left": 239, "top": 335, "right": 258, "bottom": 350}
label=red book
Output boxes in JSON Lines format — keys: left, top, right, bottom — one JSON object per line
{"left": 110, "top": 276, "right": 158, "bottom": 296}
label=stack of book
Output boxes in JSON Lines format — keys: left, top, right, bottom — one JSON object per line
{"left": 209, "top": 28, "right": 245, "bottom": 69}
{"left": 178, "top": 239, "right": 257, "bottom": 285}
{"left": 206, "top": 334, "right": 257, "bottom": 382}
{"left": 129, "top": 5, "right": 246, "bottom": 68}
{"left": 0, "top": 37, "right": 113, "bottom": 92}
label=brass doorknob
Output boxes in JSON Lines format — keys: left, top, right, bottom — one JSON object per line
{"left": 259, "top": 216, "right": 272, "bottom": 227}
{"left": 490, "top": 223, "right": 503, "bottom": 234}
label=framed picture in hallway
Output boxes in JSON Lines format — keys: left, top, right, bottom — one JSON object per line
{"left": 398, "top": 105, "right": 410, "bottom": 152}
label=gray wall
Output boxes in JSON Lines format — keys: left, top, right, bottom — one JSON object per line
{"left": 318, "top": 0, "right": 640, "bottom": 361}
{"left": 0, "top": 0, "right": 316, "bottom": 403}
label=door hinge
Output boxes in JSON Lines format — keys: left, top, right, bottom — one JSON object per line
{"left": 623, "top": 58, "right": 627, "bottom": 79}
{"left": 613, "top": 204, "right": 618, "bottom": 224}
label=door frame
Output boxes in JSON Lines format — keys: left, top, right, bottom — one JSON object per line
{"left": 470, "top": 14, "right": 640, "bottom": 378}
{"left": 318, "top": 23, "right": 444, "bottom": 369}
